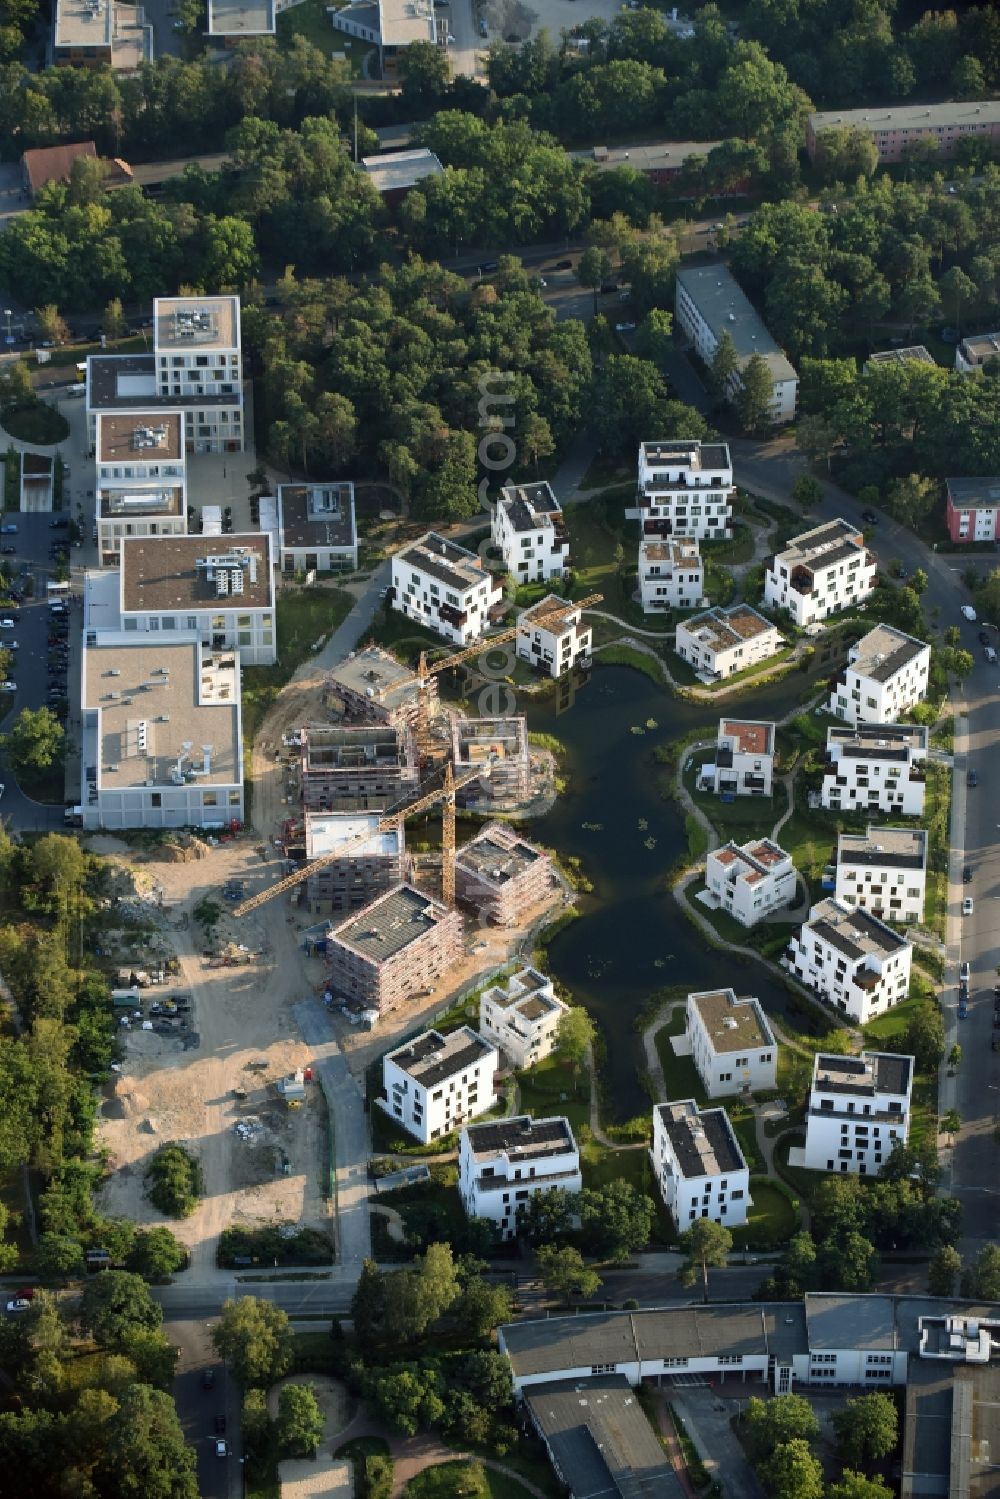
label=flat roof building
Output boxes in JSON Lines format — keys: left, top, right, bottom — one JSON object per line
{"left": 301, "top": 810, "right": 407, "bottom": 915}
{"left": 802, "top": 1050, "right": 913, "bottom": 1177}
{"left": 451, "top": 716, "right": 531, "bottom": 807}
{"left": 686, "top": 989, "right": 777, "bottom": 1098}
{"left": 459, "top": 1115, "right": 582, "bottom": 1239}
{"left": 700, "top": 717, "right": 775, "bottom": 798}
{"left": 807, "top": 100, "right": 1000, "bottom": 163}
{"left": 764, "top": 517, "right": 877, "bottom": 627}
{"left": 492, "top": 480, "right": 569, "bottom": 585}
{"left": 325, "top": 882, "right": 464, "bottom": 1014}
{"left": 821, "top": 722, "right": 928, "bottom": 818}
{"left": 675, "top": 265, "right": 798, "bottom": 424}
{"left": 956, "top": 331, "right": 1000, "bottom": 374}
{"left": 454, "top": 823, "right": 553, "bottom": 927}
{"left": 331, "top": 0, "right": 438, "bottom": 77}
{"left": 479, "top": 967, "right": 568, "bottom": 1071}
{"left": 361, "top": 147, "right": 444, "bottom": 203}
{"left": 946, "top": 475, "right": 1000, "bottom": 546}
{"left": 866, "top": 345, "right": 937, "bottom": 369}
{"left": 299, "top": 723, "right": 418, "bottom": 812}
{"left": 390, "top": 530, "right": 503, "bottom": 646}
{"left": 379, "top": 1025, "right": 498, "bottom": 1144}
{"left": 652, "top": 1099, "right": 751, "bottom": 1228}
{"left": 705, "top": 837, "right": 797, "bottom": 928}
{"left": 785, "top": 896, "right": 912, "bottom": 1024}
{"left": 276, "top": 482, "right": 357, "bottom": 574}
{"left": 95, "top": 410, "right": 187, "bottom": 566}
{"left": 830, "top": 624, "right": 931, "bottom": 728}
{"left": 515, "top": 594, "right": 592, "bottom": 679}
{"left": 525, "top": 1376, "right": 680, "bottom": 1499}
{"left": 675, "top": 604, "right": 783, "bottom": 682}
{"left": 835, "top": 825, "right": 928, "bottom": 925}
{"left": 326, "top": 645, "right": 433, "bottom": 730}
{"left": 206, "top": 0, "right": 276, "bottom": 36}
{"left": 53, "top": 0, "right": 153, "bottom": 67}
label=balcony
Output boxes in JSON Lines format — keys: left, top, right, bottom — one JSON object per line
{"left": 438, "top": 602, "right": 468, "bottom": 629}
{"left": 790, "top": 567, "right": 815, "bottom": 596}
{"left": 908, "top": 767, "right": 926, "bottom": 783}
{"left": 643, "top": 519, "right": 673, "bottom": 538}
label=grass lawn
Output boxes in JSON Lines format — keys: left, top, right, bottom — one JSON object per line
{"left": 276, "top": 0, "right": 374, "bottom": 71}
{"left": 405, "top": 1460, "right": 536, "bottom": 1498}
{"left": 654, "top": 1008, "right": 707, "bottom": 1105}
{"left": 363, "top": 604, "right": 457, "bottom": 666}
{"left": 732, "top": 1179, "right": 800, "bottom": 1251}
{"left": 517, "top": 1054, "right": 591, "bottom": 1137}
{"left": 595, "top": 642, "right": 671, "bottom": 687}
{"left": 861, "top": 993, "right": 922, "bottom": 1050}
{"left": 563, "top": 495, "right": 649, "bottom": 628}
{"left": 11, "top": 759, "right": 66, "bottom": 805}
{"left": 777, "top": 805, "right": 843, "bottom": 902}
{"left": 682, "top": 759, "right": 786, "bottom": 845}
{"left": 2, "top": 401, "right": 69, "bottom": 444}
{"left": 241, "top": 585, "right": 354, "bottom": 749}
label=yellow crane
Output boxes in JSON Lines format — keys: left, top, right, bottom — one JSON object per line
{"left": 233, "top": 762, "right": 480, "bottom": 918}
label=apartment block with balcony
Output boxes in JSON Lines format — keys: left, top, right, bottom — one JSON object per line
{"left": 802, "top": 1051, "right": 912, "bottom": 1176}
{"left": 784, "top": 897, "right": 912, "bottom": 1024}
{"left": 515, "top": 595, "right": 591, "bottom": 678}
{"left": 389, "top": 531, "right": 503, "bottom": 646}
{"left": 627, "top": 440, "right": 734, "bottom": 542}
{"left": 829, "top": 625, "right": 930, "bottom": 727}
{"left": 945, "top": 476, "right": 1000, "bottom": 545}
{"left": 459, "top": 1116, "right": 582, "bottom": 1240}
{"left": 700, "top": 718, "right": 775, "bottom": 798}
{"left": 675, "top": 604, "right": 783, "bottom": 681}
{"left": 705, "top": 838, "right": 797, "bottom": 928}
{"left": 686, "top": 989, "right": 777, "bottom": 1099}
{"left": 492, "top": 481, "right": 569, "bottom": 583}
{"left": 652, "top": 1100, "right": 750, "bottom": 1229}
{"left": 807, "top": 101, "right": 1000, "bottom": 164}
{"left": 380, "top": 1027, "right": 498, "bottom": 1145}
{"left": 763, "top": 519, "right": 877, "bottom": 628}
{"left": 478, "top": 967, "right": 568, "bottom": 1071}
{"left": 95, "top": 410, "right": 187, "bottom": 566}
{"left": 834, "top": 827, "right": 928, "bottom": 925}
{"left": 639, "top": 535, "right": 704, "bottom": 613}
{"left": 821, "top": 723, "right": 928, "bottom": 818}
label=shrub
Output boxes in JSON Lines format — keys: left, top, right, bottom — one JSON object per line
{"left": 145, "top": 1144, "right": 203, "bottom": 1218}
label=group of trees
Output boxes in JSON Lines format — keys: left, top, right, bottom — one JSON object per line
{"left": 517, "top": 1177, "right": 654, "bottom": 1262}
{"left": 742, "top": 1390, "right": 898, "bottom": 1499}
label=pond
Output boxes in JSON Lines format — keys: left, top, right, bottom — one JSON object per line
{"left": 524, "top": 647, "right": 844, "bottom": 1122}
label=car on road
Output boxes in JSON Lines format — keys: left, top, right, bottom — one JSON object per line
{"left": 861, "top": 509, "right": 878, "bottom": 524}
{"left": 960, "top": 960, "right": 970, "bottom": 982}
{"left": 962, "top": 604, "right": 977, "bottom": 621}
{"left": 202, "top": 1369, "right": 215, "bottom": 1390}
{"left": 214, "top": 1440, "right": 228, "bottom": 1458}
{"left": 49, "top": 516, "right": 68, "bottom": 528}
{"left": 968, "top": 768, "right": 978, "bottom": 787}
{"left": 554, "top": 259, "right": 573, "bottom": 270}
{"left": 0, "top": 619, "right": 14, "bottom": 629}
{"left": 615, "top": 321, "right": 636, "bottom": 332}
{"left": 0, "top": 524, "right": 17, "bottom": 535}
{"left": 964, "top": 865, "right": 973, "bottom": 882}
{"left": 979, "top": 630, "right": 992, "bottom": 645}
{"left": 959, "top": 997, "right": 969, "bottom": 1019}
{"left": 963, "top": 896, "right": 974, "bottom": 916}
{"left": 6, "top": 1298, "right": 30, "bottom": 1313}
{"left": 0, "top": 546, "right": 14, "bottom": 556}
{"left": 479, "top": 260, "right": 499, "bottom": 273}
{"left": 986, "top": 646, "right": 998, "bottom": 664}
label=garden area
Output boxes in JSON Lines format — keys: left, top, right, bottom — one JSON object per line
{"left": 241, "top": 584, "right": 354, "bottom": 746}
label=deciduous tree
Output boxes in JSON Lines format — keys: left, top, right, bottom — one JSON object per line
{"left": 276, "top": 1384, "right": 325, "bottom": 1458}
{"left": 735, "top": 353, "right": 775, "bottom": 433}
{"left": 831, "top": 1392, "right": 899, "bottom": 1469}
{"left": 678, "top": 1218, "right": 732, "bottom": 1302}
{"left": 212, "top": 1297, "right": 293, "bottom": 1386}
{"left": 536, "top": 1243, "right": 601, "bottom": 1303}
{"left": 963, "top": 1245, "right": 1000, "bottom": 1300}
{"left": 743, "top": 1393, "right": 820, "bottom": 1460}
{"left": 928, "top": 1244, "right": 962, "bottom": 1297}
{"left": 759, "top": 1438, "right": 824, "bottom": 1499}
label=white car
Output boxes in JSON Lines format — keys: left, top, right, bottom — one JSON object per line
{"left": 0, "top": 681, "right": 15, "bottom": 692}
{"left": 961, "top": 605, "right": 977, "bottom": 622}
{"left": 615, "top": 321, "right": 636, "bottom": 332}
{"left": 0, "top": 620, "right": 13, "bottom": 629}
{"left": 215, "top": 1440, "right": 228, "bottom": 1458}
{"left": 6, "top": 1298, "right": 30, "bottom": 1313}
{"left": 963, "top": 897, "right": 974, "bottom": 916}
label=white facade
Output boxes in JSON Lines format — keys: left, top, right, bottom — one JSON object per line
{"left": 686, "top": 989, "right": 778, "bottom": 1099}
{"left": 652, "top": 1100, "right": 750, "bottom": 1229}
{"left": 276, "top": 482, "right": 358, "bottom": 574}
{"left": 154, "top": 295, "right": 244, "bottom": 452}
{"left": 390, "top": 531, "right": 502, "bottom": 646}
{"left": 706, "top": 838, "right": 797, "bottom": 928}
{"left": 829, "top": 625, "right": 931, "bottom": 727}
{"left": 784, "top": 898, "right": 912, "bottom": 1024}
{"left": 492, "top": 482, "right": 568, "bottom": 583}
{"left": 955, "top": 331, "right": 1000, "bottom": 374}
{"left": 821, "top": 723, "right": 928, "bottom": 818}
{"left": 516, "top": 595, "right": 592, "bottom": 678}
{"left": 639, "top": 535, "right": 703, "bottom": 613}
{"left": 702, "top": 718, "right": 775, "bottom": 797}
{"left": 95, "top": 410, "right": 187, "bottom": 566}
{"left": 674, "top": 266, "right": 798, "bottom": 424}
{"left": 627, "top": 440, "right": 734, "bottom": 542}
{"left": 803, "top": 1051, "right": 912, "bottom": 1176}
{"left": 676, "top": 604, "right": 783, "bottom": 681}
{"left": 478, "top": 968, "right": 568, "bottom": 1071}
{"left": 458, "top": 1115, "right": 581, "bottom": 1241}
{"left": 834, "top": 827, "right": 927, "bottom": 925}
{"left": 379, "top": 1026, "right": 498, "bottom": 1145}
{"left": 764, "top": 519, "right": 877, "bottom": 627}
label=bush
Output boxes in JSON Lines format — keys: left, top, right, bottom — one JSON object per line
{"left": 217, "top": 1223, "right": 333, "bottom": 1267}
{"left": 145, "top": 1144, "right": 203, "bottom": 1218}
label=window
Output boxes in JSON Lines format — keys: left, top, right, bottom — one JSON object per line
{"left": 150, "top": 793, "right": 162, "bottom": 808}
{"left": 591, "top": 1363, "right": 617, "bottom": 1376}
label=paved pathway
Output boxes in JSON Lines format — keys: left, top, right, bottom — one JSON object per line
{"left": 641, "top": 998, "right": 686, "bottom": 1104}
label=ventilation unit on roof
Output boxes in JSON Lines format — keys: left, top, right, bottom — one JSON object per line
{"left": 230, "top": 568, "right": 244, "bottom": 595}
{"left": 216, "top": 570, "right": 229, "bottom": 597}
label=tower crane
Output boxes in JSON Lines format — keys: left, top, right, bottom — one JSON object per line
{"left": 232, "top": 762, "right": 480, "bottom": 918}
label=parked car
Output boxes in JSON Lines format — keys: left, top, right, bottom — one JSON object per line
{"left": 960, "top": 960, "right": 970, "bottom": 982}
{"left": 986, "top": 646, "right": 998, "bottom": 664}
{"left": 6, "top": 1298, "right": 30, "bottom": 1313}
{"left": 962, "top": 604, "right": 977, "bottom": 622}
{"left": 963, "top": 897, "right": 974, "bottom": 917}
{"left": 959, "top": 997, "right": 969, "bottom": 1020}
{"left": 0, "top": 682, "right": 15, "bottom": 692}
{"left": 615, "top": 321, "right": 636, "bottom": 332}
{"left": 0, "top": 524, "right": 17, "bottom": 535}
{"left": 554, "top": 259, "right": 573, "bottom": 270}
{"left": 0, "top": 620, "right": 14, "bottom": 630}
{"left": 214, "top": 1439, "right": 228, "bottom": 1458}
{"left": 968, "top": 768, "right": 978, "bottom": 787}
{"left": 861, "top": 509, "right": 878, "bottom": 524}
{"left": 963, "top": 865, "right": 973, "bottom": 883}
{"left": 0, "top": 546, "right": 14, "bottom": 555}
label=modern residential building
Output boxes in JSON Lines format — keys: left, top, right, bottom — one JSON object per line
{"left": 478, "top": 967, "right": 568, "bottom": 1070}
{"left": 627, "top": 440, "right": 735, "bottom": 542}
{"left": 94, "top": 410, "right": 187, "bottom": 565}
{"left": 390, "top": 531, "right": 502, "bottom": 646}
{"left": 458, "top": 1116, "right": 582, "bottom": 1239}
{"left": 325, "top": 646, "right": 435, "bottom": 731}
{"left": 53, "top": 0, "right": 153, "bottom": 68}
{"left": 454, "top": 824, "right": 553, "bottom": 927}
{"left": 116, "top": 534, "right": 276, "bottom": 666}
{"left": 360, "top": 148, "right": 445, "bottom": 206}
{"left": 379, "top": 1026, "right": 498, "bottom": 1144}
{"left": 674, "top": 266, "right": 798, "bottom": 424}
{"left": 955, "top": 331, "right": 1000, "bottom": 375}
{"left": 700, "top": 718, "right": 775, "bottom": 798}
{"left": 524, "top": 1376, "right": 680, "bottom": 1499}
{"left": 300, "top": 811, "right": 408, "bottom": 914}
{"left": 651, "top": 1099, "right": 751, "bottom": 1229}
{"left": 802, "top": 1050, "right": 913, "bottom": 1176}
{"left": 206, "top": 0, "right": 276, "bottom": 40}
{"left": 806, "top": 101, "right": 1000, "bottom": 163}
{"left": 784, "top": 897, "right": 912, "bottom": 1024}
{"left": 324, "top": 883, "right": 464, "bottom": 1015}
{"left": 80, "top": 635, "right": 243, "bottom": 831}
{"left": 821, "top": 723, "right": 928, "bottom": 817}
{"left": 865, "top": 346, "right": 937, "bottom": 370}
{"left": 275, "top": 483, "right": 357, "bottom": 574}
{"left": 331, "top": 0, "right": 440, "bottom": 78}
{"left": 686, "top": 989, "right": 778, "bottom": 1099}
{"left": 639, "top": 535, "right": 704, "bottom": 613}
{"left": 451, "top": 716, "right": 531, "bottom": 806}
{"left": 86, "top": 340, "right": 243, "bottom": 455}
{"left": 298, "top": 724, "right": 418, "bottom": 812}
{"left": 492, "top": 481, "right": 569, "bottom": 583}
{"left": 705, "top": 838, "right": 797, "bottom": 928}
{"left": 153, "top": 296, "right": 243, "bottom": 451}
{"left": 763, "top": 518, "right": 877, "bottom": 627}
{"left": 945, "top": 476, "right": 1000, "bottom": 545}
{"left": 834, "top": 827, "right": 928, "bottom": 925}
{"left": 829, "top": 624, "right": 931, "bottom": 727}
{"left": 515, "top": 595, "right": 592, "bottom": 678}
{"left": 675, "top": 604, "right": 783, "bottom": 682}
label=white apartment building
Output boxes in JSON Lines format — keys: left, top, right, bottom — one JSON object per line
{"left": 706, "top": 838, "right": 797, "bottom": 928}
{"left": 652, "top": 1100, "right": 751, "bottom": 1229}
{"left": 701, "top": 718, "right": 775, "bottom": 797}
{"left": 686, "top": 989, "right": 778, "bottom": 1099}
{"left": 478, "top": 967, "right": 568, "bottom": 1071}
{"left": 390, "top": 531, "right": 503, "bottom": 646}
{"left": 821, "top": 723, "right": 928, "bottom": 818}
{"left": 802, "top": 1051, "right": 913, "bottom": 1176}
{"left": 459, "top": 1116, "right": 582, "bottom": 1240}
{"left": 627, "top": 440, "right": 734, "bottom": 543}
{"left": 784, "top": 898, "right": 912, "bottom": 1024}
{"left": 80, "top": 634, "right": 243, "bottom": 831}
{"left": 379, "top": 1026, "right": 498, "bottom": 1145}
{"left": 639, "top": 535, "right": 703, "bottom": 613}
{"left": 763, "top": 519, "right": 877, "bottom": 627}
{"left": 835, "top": 827, "right": 928, "bottom": 925}
{"left": 675, "top": 604, "right": 783, "bottom": 681}
{"left": 955, "top": 331, "right": 1000, "bottom": 374}
{"left": 829, "top": 625, "right": 931, "bottom": 727}
{"left": 516, "top": 595, "right": 592, "bottom": 678}
{"left": 153, "top": 295, "right": 244, "bottom": 451}
{"left": 95, "top": 410, "right": 187, "bottom": 566}
{"left": 492, "top": 482, "right": 568, "bottom": 583}
{"left": 112, "top": 534, "right": 276, "bottom": 666}
{"left": 275, "top": 482, "right": 357, "bottom": 574}
{"left": 674, "top": 266, "right": 798, "bottom": 424}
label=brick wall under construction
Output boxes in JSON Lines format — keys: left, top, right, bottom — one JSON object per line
{"left": 326, "top": 900, "right": 465, "bottom": 1013}
{"left": 305, "top": 848, "right": 409, "bottom": 916}
{"left": 455, "top": 827, "right": 554, "bottom": 927}
{"left": 300, "top": 724, "right": 419, "bottom": 812}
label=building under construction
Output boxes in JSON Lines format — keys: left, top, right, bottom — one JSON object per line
{"left": 326, "top": 646, "right": 437, "bottom": 731}
{"left": 455, "top": 823, "right": 554, "bottom": 927}
{"left": 300, "top": 811, "right": 409, "bottom": 915}
{"left": 451, "top": 716, "right": 531, "bottom": 807}
{"left": 299, "top": 724, "right": 419, "bottom": 812}
{"left": 325, "top": 883, "right": 464, "bottom": 1014}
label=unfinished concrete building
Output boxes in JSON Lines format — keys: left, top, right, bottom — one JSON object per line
{"left": 451, "top": 716, "right": 531, "bottom": 807}
{"left": 326, "top": 646, "right": 436, "bottom": 731}
{"left": 325, "top": 883, "right": 464, "bottom": 1014}
{"left": 302, "top": 811, "right": 409, "bottom": 915}
{"left": 299, "top": 724, "right": 419, "bottom": 812}
{"left": 455, "top": 823, "right": 554, "bottom": 927}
